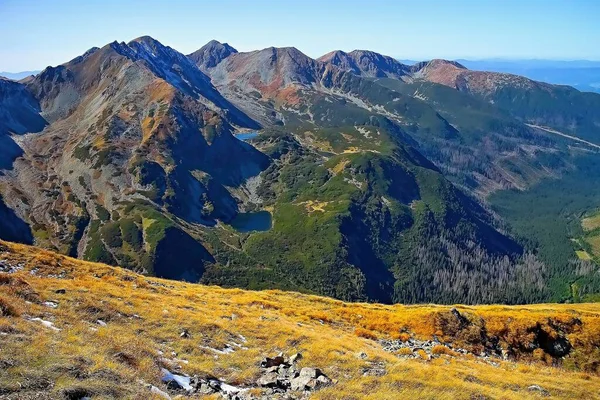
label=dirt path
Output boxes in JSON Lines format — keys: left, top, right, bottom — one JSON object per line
{"left": 526, "top": 124, "right": 600, "bottom": 150}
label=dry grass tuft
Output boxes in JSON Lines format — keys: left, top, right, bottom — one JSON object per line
{"left": 355, "top": 327, "right": 378, "bottom": 340}
{"left": 0, "top": 240, "right": 599, "bottom": 399}
{"left": 431, "top": 345, "right": 458, "bottom": 357}
{"left": 0, "top": 294, "right": 21, "bottom": 317}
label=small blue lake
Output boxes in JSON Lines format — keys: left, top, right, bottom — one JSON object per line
{"left": 229, "top": 211, "right": 272, "bottom": 233}
{"left": 234, "top": 132, "right": 259, "bottom": 141}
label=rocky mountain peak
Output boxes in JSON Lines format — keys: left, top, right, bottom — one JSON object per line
{"left": 318, "top": 50, "right": 348, "bottom": 63}
{"left": 410, "top": 59, "right": 469, "bottom": 88}
{"left": 208, "top": 45, "right": 322, "bottom": 91}
{"left": 318, "top": 49, "right": 410, "bottom": 79}
{"left": 188, "top": 40, "right": 238, "bottom": 71}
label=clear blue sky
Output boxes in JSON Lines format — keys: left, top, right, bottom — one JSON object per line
{"left": 1, "top": 0, "right": 599, "bottom": 71}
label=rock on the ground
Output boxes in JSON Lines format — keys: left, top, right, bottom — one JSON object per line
{"left": 528, "top": 384, "right": 550, "bottom": 396}
{"left": 150, "top": 385, "right": 172, "bottom": 399}
{"left": 290, "top": 367, "right": 331, "bottom": 391}
{"left": 161, "top": 368, "right": 193, "bottom": 392}
{"left": 260, "top": 356, "right": 286, "bottom": 368}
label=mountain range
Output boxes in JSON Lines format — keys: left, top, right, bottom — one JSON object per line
{"left": 1, "top": 36, "right": 600, "bottom": 305}
{"left": 0, "top": 70, "right": 41, "bottom": 81}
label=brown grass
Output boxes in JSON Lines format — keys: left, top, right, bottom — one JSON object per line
{"left": 0, "top": 294, "right": 21, "bottom": 317}
{"left": 0, "top": 240, "right": 599, "bottom": 399}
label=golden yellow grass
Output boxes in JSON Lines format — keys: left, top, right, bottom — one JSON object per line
{"left": 331, "top": 159, "right": 349, "bottom": 175}
{"left": 342, "top": 146, "right": 361, "bottom": 154}
{"left": 0, "top": 240, "right": 599, "bottom": 399}
{"left": 299, "top": 200, "right": 330, "bottom": 213}
{"left": 576, "top": 250, "right": 592, "bottom": 260}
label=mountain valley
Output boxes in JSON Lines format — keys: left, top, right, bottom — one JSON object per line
{"left": 1, "top": 36, "right": 600, "bottom": 305}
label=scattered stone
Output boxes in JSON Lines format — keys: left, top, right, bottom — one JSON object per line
{"left": 299, "top": 367, "right": 320, "bottom": 379}
{"left": 43, "top": 301, "right": 58, "bottom": 309}
{"left": 200, "top": 344, "right": 236, "bottom": 355}
{"left": 290, "top": 367, "right": 331, "bottom": 391}
{"left": 289, "top": 353, "right": 302, "bottom": 363}
{"left": 380, "top": 338, "right": 477, "bottom": 360}
{"left": 96, "top": 320, "right": 107, "bottom": 327}
{"left": 260, "top": 356, "right": 286, "bottom": 368}
{"left": 362, "top": 361, "right": 386, "bottom": 377}
{"left": 528, "top": 385, "right": 550, "bottom": 396}
{"left": 150, "top": 385, "right": 172, "bottom": 399}
{"left": 55, "top": 288, "right": 67, "bottom": 294}
{"left": 159, "top": 353, "right": 332, "bottom": 399}
{"left": 0, "top": 261, "right": 24, "bottom": 274}
{"left": 357, "top": 351, "right": 368, "bottom": 359}
{"left": 180, "top": 329, "right": 190, "bottom": 338}
{"left": 256, "top": 371, "right": 279, "bottom": 387}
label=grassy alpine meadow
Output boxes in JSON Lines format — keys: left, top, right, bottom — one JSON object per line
{"left": 1, "top": 240, "right": 600, "bottom": 399}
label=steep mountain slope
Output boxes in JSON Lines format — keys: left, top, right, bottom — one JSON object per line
{"left": 189, "top": 44, "right": 552, "bottom": 304}
{"left": 412, "top": 59, "right": 600, "bottom": 145}
{"left": 0, "top": 36, "right": 267, "bottom": 279}
{"left": 198, "top": 45, "right": 454, "bottom": 136}
{"left": 0, "top": 77, "right": 46, "bottom": 168}
{"left": 318, "top": 49, "right": 411, "bottom": 80}
{"left": 374, "top": 77, "right": 573, "bottom": 195}
{"left": 1, "top": 240, "right": 600, "bottom": 399}
{"left": 313, "top": 51, "right": 600, "bottom": 301}
{"left": 1, "top": 37, "right": 599, "bottom": 305}
{"left": 311, "top": 52, "right": 577, "bottom": 196}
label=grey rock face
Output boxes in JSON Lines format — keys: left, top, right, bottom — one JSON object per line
{"left": 188, "top": 40, "right": 238, "bottom": 72}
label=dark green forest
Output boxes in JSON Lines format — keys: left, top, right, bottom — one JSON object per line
{"left": 490, "top": 152, "right": 600, "bottom": 302}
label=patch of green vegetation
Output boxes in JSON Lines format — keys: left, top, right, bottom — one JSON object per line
{"left": 72, "top": 144, "right": 92, "bottom": 161}
{"left": 83, "top": 219, "right": 116, "bottom": 265}
{"left": 84, "top": 236, "right": 115, "bottom": 265}
{"left": 140, "top": 208, "right": 173, "bottom": 252}
{"left": 93, "top": 148, "right": 112, "bottom": 168}
{"left": 95, "top": 205, "right": 110, "bottom": 222}
{"left": 78, "top": 176, "right": 87, "bottom": 190}
{"left": 101, "top": 221, "right": 123, "bottom": 248}
{"left": 120, "top": 218, "right": 142, "bottom": 251}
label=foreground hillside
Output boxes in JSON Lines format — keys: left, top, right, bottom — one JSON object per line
{"left": 1, "top": 240, "right": 599, "bottom": 399}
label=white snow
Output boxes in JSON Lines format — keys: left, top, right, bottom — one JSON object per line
{"left": 30, "top": 317, "right": 60, "bottom": 331}
{"left": 199, "top": 344, "right": 236, "bottom": 355}
{"left": 161, "top": 368, "right": 193, "bottom": 392}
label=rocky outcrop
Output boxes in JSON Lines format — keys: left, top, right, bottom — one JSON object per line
{"left": 159, "top": 353, "right": 332, "bottom": 399}
{"left": 0, "top": 36, "right": 267, "bottom": 277}
{"left": 318, "top": 49, "right": 411, "bottom": 80}
{"left": 188, "top": 40, "right": 238, "bottom": 72}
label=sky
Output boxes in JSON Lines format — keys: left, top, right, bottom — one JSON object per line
{"left": 1, "top": 0, "right": 600, "bottom": 71}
